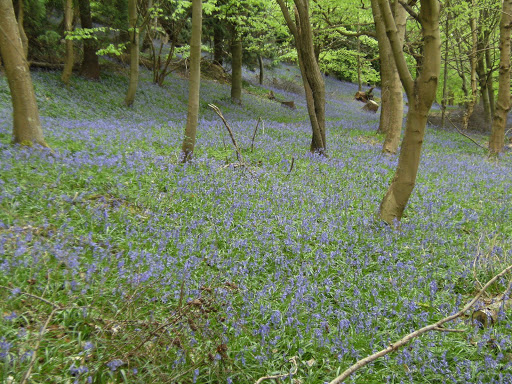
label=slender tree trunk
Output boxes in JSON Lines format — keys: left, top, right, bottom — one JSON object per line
{"left": 477, "top": 32, "right": 491, "bottom": 125}
{"left": 15, "top": 0, "right": 28, "bottom": 58}
{"left": 78, "top": 0, "right": 100, "bottom": 79}
{"left": 213, "top": 20, "right": 223, "bottom": 65}
{"left": 371, "top": 0, "right": 406, "bottom": 154}
{"left": 230, "top": 34, "right": 242, "bottom": 104}
{"left": 378, "top": 0, "right": 441, "bottom": 224}
{"left": 61, "top": 0, "right": 74, "bottom": 84}
{"left": 0, "top": 0, "right": 47, "bottom": 146}
{"left": 462, "top": 7, "right": 478, "bottom": 129}
{"left": 181, "top": 0, "right": 202, "bottom": 161}
{"left": 441, "top": 0, "right": 450, "bottom": 128}
{"left": 277, "top": 0, "right": 326, "bottom": 153}
{"left": 489, "top": 0, "right": 512, "bottom": 154}
{"left": 485, "top": 30, "right": 495, "bottom": 118}
{"left": 124, "top": 0, "right": 139, "bottom": 106}
{"left": 258, "top": 53, "right": 264, "bottom": 85}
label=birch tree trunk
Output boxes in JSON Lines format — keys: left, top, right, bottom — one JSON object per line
{"left": 0, "top": 0, "right": 47, "bottom": 146}
{"left": 181, "top": 0, "right": 202, "bottom": 161}
{"left": 489, "top": 0, "right": 512, "bottom": 154}
{"left": 61, "top": 0, "right": 74, "bottom": 84}
{"left": 378, "top": 0, "right": 441, "bottom": 224}
{"left": 124, "top": 0, "right": 139, "bottom": 106}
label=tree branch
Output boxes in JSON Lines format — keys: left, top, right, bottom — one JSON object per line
{"left": 328, "top": 264, "right": 512, "bottom": 384}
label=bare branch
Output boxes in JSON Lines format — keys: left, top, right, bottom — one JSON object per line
{"left": 328, "top": 264, "right": 512, "bottom": 384}
{"left": 255, "top": 356, "right": 298, "bottom": 384}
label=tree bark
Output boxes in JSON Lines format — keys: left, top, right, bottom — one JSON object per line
{"left": 277, "top": 0, "right": 326, "bottom": 153}
{"left": 15, "top": 0, "right": 28, "bottom": 58}
{"left": 61, "top": 0, "right": 74, "bottom": 84}
{"left": 462, "top": 7, "right": 478, "bottom": 130}
{"left": 124, "top": 0, "right": 139, "bottom": 106}
{"left": 378, "top": 0, "right": 441, "bottom": 224}
{"left": 258, "top": 53, "right": 264, "bottom": 85}
{"left": 213, "top": 19, "right": 224, "bottom": 66}
{"left": 477, "top": 31, "right": 491, "bottom": 126}
{"left": 0, "top": 0, "right": 47, "bottom": 146}
{"left": 485, "top": 29, "right": 495, "bottom": 119}
{"left": 181, "top": 0, "right": 202, "bottom": 161}
{"left": 371, "top": 0, "right": 406, "bottom": 154}
{"left": 489, "top": 0, "right": 512, "bottom": 154}
{"left": 78, "top": 0, "right": 100, "bottom": 79}
{"left": 230, "top": 34, "right": 242, "bottom": 104}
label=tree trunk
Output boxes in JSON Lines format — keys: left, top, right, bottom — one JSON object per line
{"left": 258, "top": 53, "right": 264, "bottom": 85}
{"left": 61, "top": 0, "right": 74, "bottom": 84}
{"left": 181, "top": 0, "right": 202, "bottom": 161}
{"left": 462, "top": 8, "right": 478, "bottom": 130}
{"left": 371, "top": 0, "right": 406, "bottom": 154}
{"left": 277, "top": 0, "right": 326, "bottom": 153}
{"left": 230, "top": 34, "right": 242, "bottom": 104}
{"left": 15, "top": 0, "right": 28, "bottom": 58}
{"left": 489, "top": 0, "right": 512, "bottom": 154}
{"left": 213, "top": 20, "right": 223, "bottom": 65}
{"left": 124, "top": 0, "right": 139, "bottom": 106}
{"left": 78, "top": 0, "right": 100, "bottom": 79}
{"left": 485, "top": 29, "right": 495, "bottom": 119}
{"left": 378, "top": 0, "right": 441, "bottom": 224}
{"left": 440, "top": 0, "right": 450, "bottom": 128}
{"left": 477, "top": 33, "right": 491, "bottom": 125}
{"left": 0, "top": 0, "right": 47, "bottom": 146}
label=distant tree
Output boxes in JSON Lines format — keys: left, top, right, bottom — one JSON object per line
{"left": 124, "top": 0, "right": 139, "bottom": 106}
{"left": 181, "top": 0, "right": 202, "bottom": 161}
{"left": 378, "top": 0, "right": 441, "bottom": 224}
{"left": 78, "top": 0, "right": 100, "bottom": 79}
{"left": 61, "top": 0, "right": 74, "bottom": 84}
{"left": 0, "top": 0, "right": 47, "bottom": 146}
{"left": 277, "top": 0, "right": 326, "bottom": 154}
{"left": 489, "top": 0, "right": 512, "bottom": 154}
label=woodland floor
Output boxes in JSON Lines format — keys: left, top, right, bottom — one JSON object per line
{"left": 0, "top": 61, "right": 512, "bottom": 384}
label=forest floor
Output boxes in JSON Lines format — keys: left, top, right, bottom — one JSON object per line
{"left": 0, "top": 62, "right": 512, "bottom": 384}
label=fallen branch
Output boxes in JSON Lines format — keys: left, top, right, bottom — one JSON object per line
{"left": 208, "top": 104, "right": 244, "bottom": 163}
{"left": 255, "top": 356, "right": 298, "bottom": 384}
{"left": 328, "top": 264, "right": 512, "bottom": 384}
{"left": 251, "top": 117, "right": 262, "bottom": 152}
{"left": 447, "top": 117, "right": 487, "bottom": 150}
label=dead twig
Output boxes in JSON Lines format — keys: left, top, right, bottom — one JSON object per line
{"left": 0, "top": 285, "right": 61, "bottom": 309}
{"left": 251, "top": 117, "right": 262, "bottom": 152}
{"left": 208, "top": 104, "right": 244, "bottom": 163}
{"left": 287, "top": 157, "right": 295, "bottom": 175}
{"left": 255, "top": 356, "right": 298, "bottom": 384}
{"left": 328, "top": 264, "right": 512, "bottom": 384}
{"left": 447, "top": 117, "right": 487, "bottom": 150}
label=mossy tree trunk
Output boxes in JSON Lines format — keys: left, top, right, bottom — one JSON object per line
{"left": 181, "top": 0, "right": 202, "bottom": 161}
{"left": 78, "top": 0, "right": 100, "bottom": 79}
{"left": 124, "top": 0, "right": 139, "bottom": 106}
{"left": 371, "top": 0, "right": 406, "bottom": 154}
{"left": 489, "top": 0, "right": 512, "bottom": 154}
{"left": 0, "top": 0, "right": 47, "bottom": 146}
{"left": 378, "top": 0, "right": 441, "bottom": 224}
{"left": 277, "top": 0, "right": 326, "bottom": 154}
{"left": 61, "top": 0, "right": 74, "bottom": 84}
{"left": 230, "top": 33, "right": 242, "bottom": 104}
